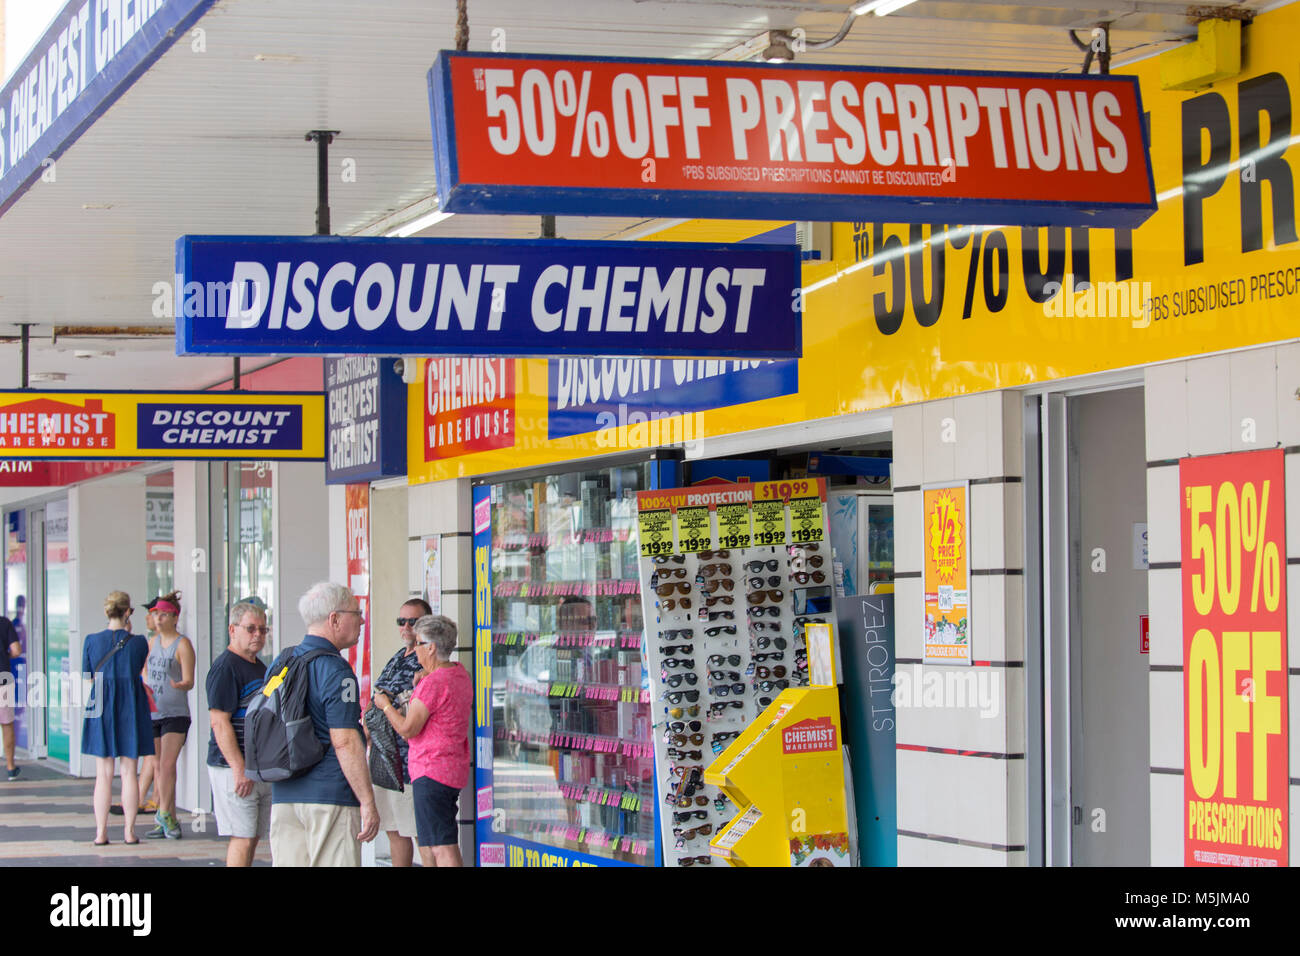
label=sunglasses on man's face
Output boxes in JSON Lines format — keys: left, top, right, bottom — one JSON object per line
{"left": 396, "top": 617, "right": 421, "bottom": 626}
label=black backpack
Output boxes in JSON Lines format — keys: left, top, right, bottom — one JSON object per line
{"left": 244, "top": 647, "right": 332, "bottom": 783}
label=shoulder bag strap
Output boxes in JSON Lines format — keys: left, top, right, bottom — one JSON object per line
{"left": 93, "top": 633, "right": 131, "bottom": 673}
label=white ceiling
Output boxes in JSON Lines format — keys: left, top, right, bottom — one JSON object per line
{"left": 0, "top": 0, "right": 1272, "bottom": 389}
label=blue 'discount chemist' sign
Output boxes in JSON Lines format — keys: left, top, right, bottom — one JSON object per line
{"left": 175, "top": 236, "right": 802, "bottom": 358}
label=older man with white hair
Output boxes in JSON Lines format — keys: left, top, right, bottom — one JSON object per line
{"left": 268, "top": 582, "right": 379, "bottom": 867}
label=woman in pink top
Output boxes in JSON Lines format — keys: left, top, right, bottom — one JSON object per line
{"left": 374, "top": 614, "right": 472, "bottom": 867}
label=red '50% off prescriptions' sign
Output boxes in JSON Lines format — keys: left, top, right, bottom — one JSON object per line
{"left": 1181, "top": 450, "right": 1288, "bottom": 867}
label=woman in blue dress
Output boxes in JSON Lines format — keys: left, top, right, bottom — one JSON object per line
{"left": 81, "top": 591, "right": 153, "bottom": 845}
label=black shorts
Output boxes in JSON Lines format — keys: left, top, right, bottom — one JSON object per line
{"left": 152, "top": 716, "right": 191, "bottom": 740}
{"left": 412, "top": 776, "right": 460, "bottom": 848}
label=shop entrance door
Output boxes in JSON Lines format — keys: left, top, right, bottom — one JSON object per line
{"left": 1067, "top": 388, "right": 1150, "bottom": 865}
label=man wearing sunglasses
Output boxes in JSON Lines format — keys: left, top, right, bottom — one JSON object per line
{"left": 205, "top": 600, "right": 271, "bottom": 866}
{"left": 368, "top": 599, "right": 432, "bottom": 867}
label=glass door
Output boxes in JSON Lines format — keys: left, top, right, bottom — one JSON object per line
{"left": 42, "top": 500, "right": 72, "bottom": 766}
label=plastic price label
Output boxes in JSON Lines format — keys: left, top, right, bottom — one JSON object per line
{"left": 638, "top": 508, "right": 674, "bottom": 557}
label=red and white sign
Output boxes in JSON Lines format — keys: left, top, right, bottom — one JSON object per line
{"left": 0, "top": 396, "right": 115, "bottom": 449}
{"left": 424, "top": 358, "right": 515, "bottom": 461}
{"left": 345, "top": 483, "right": 372, "bottom": 709}
{"left": 433, "top": 53, "right": 1155, "bottom": 224}
{"left": 1139, "top": 614, "right": 1149, "bottom": 655}
{"left": 782, "top": 716, "right": 838, "bottom": 755}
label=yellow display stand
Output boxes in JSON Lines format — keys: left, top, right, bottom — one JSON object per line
{"left": 705, "top": 623, "right": 851, "bottom": 867}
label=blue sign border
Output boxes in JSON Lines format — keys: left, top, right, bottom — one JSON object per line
{"left": 0, "top": 0, "right": 218, "bottom": 220}
{"left": 428, "top": 50, "right": 1157, "bottom": 228}
{"left": 176, "top": 234, "right": 803, "bottom": 359}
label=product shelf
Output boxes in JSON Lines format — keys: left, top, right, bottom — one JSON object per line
{"left": 492, "top": 579, "right": 642, "bottom": 598}
{"left": 495, "top": 528, "right": 637, "bottom": 551}
{"left": 495, "top": 725, "right": 653, "bottom": 758}
{"left": 504, "top": 678, "right": 650, "bottom": 703}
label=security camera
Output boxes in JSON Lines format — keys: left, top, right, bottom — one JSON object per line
{"left": 394, "top": 357, "right": 420, "bottom": 385}
{"left": 393, "top": 358, "right": 405, "bottom": 378}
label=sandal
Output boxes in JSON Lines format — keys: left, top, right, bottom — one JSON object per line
{"left": 93, "top": 838, "right": 111, "bottom": 846}
{"left": 123, "top": 837, "right": 140, "bottom": 845}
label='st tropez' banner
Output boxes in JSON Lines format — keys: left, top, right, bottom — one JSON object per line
{"left": 176, "top": 236, "right": 802, "bottom": 358}
{"left": 0, "top": 391, "right": 324, "bottom": 460}
{"left": 428, "top": 52, "right": 1155, "bottom": 226}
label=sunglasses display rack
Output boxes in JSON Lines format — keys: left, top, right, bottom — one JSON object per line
{"left": 640, "top": 540, "right": 836, "bottom": 866}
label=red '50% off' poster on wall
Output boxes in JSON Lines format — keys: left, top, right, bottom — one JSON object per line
{"left": 1181, "top": 450, "right": 1288, "bottom": 867}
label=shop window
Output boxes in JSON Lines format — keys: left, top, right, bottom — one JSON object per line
{"left": 144, "top": 470, "right": 175, "bottom": 601}
{"left": 488, "top": 465, "right": 656, "bottom": 865}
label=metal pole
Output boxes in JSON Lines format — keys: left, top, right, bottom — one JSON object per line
{"left": 305, "top": 130, "right": 339, "bottom": 236}
{"left": 19, "top": 324, "right": 29, "bottom": 388}
{"left": 541, "top": 215, "right": 556, "bottom": 239}
{"left": 232, "top": 357, "right": 241, "bottom": 390}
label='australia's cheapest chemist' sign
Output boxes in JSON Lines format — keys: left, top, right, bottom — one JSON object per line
{"left": 428, "top": 52, "right": 1155, "bottom": 226}
{"left": 0, "top": 391, "right": 324, "bottom": 460}
{"left": 176, "top": 236, "right": 802, "bottom": 358}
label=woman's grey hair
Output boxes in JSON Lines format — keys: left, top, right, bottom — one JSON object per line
{"left": 298, "top": 581, "right": 354, "bottom": 629}
{"left": 414, "top": 614, "right": 457, "bottom": 661}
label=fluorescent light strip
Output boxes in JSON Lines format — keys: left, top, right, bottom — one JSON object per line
{"left": 386, "top": 210, "right": 454, "bottom": 238}
{"left": 852, "top": 0, "right": 918, "bottom": 16}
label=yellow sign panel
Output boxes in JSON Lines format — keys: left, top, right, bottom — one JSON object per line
{"left": 0, "top": 391, "right": 325, "bottom": 460}
{"left": 674, "top": 505, "right": 713, "bottom": 554}
{"left": 637, "top": 508, "right": 673, "bottom": 558}
{"left": 407, "top": 2, "right": 1300, "bottom": 486}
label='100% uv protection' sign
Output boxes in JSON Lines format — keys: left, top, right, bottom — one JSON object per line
{"left": 1181, "top": 450, "right": 1288, "bottom": 867}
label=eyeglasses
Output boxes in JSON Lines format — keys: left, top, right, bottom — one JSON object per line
{"left": 655, "top": 582, "right": 691, "bottom": 596}
{"left": 677, "top": 855, "right": 712, "bottom": 866}
{"left": 709, "top": 670, "right": 741, "bottom": 682}
{"left": 748, "top": 605, "right": 780, "bottom": 618}
{"left": 673, "top": 810, "right": 708, "bottom": 823}
{"left": 240, "top": 624, "right": 271, "bottom": 636}
{"left": 661, "top": 673, "right": 697, "bottom": 687}
{"left": 746, "top": 590, "right": 784, "bottom": 604}
{"left": 661, "top": 657, "right": 694, "bottom": 669}
{"left": 756, "top": 637, "right": 788, "bottom": 650}
{"left": 666, "top": 748, "right": 702, "bottom": 760}
{"left": 667, "top": 705, "right": 700, "bottom": 719}
{"left": 745, "top": 560, "right": 780, "bottom": 573}
{"left": 669, "top": 720, "right": 702, "bottom": 733}
{"left": 659, "top": 644, "right": 693, "bottom": 656}
{"left": 663, "top": 690, "right": 700, "bottom": 703}
{"left": 704, "top": 625, "right": 736, "bottom": 637}
{"left": 334, "top": 608, "right": 364, "bottom": 618}
{"left": 652, "top": 554, "right": 685, "bottom": 565}
{"left": 791, "top": 571, "right": 827, "bottom": 584}
{"left": 707, "top": 654, "right": 741, "bottom": 666}
{"left": 699, "top": 579, "right": 735, "bottom": 593}
{"left": 395, "top": 617, "right": 421, "bottom": 626}
{"left": 756, "top": 665, "right": 787, "bottom": 679}
{"left": 697, "top": 550, "right": 731, "bottom": 560}
{"left": 658, "top": 597, "right": 692, "bottom": 610}
{"left": 709, "top": 683, "right": 746, "bottom": 696}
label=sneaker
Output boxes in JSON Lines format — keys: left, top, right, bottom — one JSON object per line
{"left": 163, "top": 812, "right": 182, "bottom": 840}
{"left": 145, "top": 811, "right": 168, "bottom": 839}
{"left": 5, "top": 766, "right": 18, "bottom": 781}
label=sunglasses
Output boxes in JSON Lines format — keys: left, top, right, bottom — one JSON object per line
{"left": 698, "top": 550, "right": 731, "bottom": 560}
{"left": 709, "top": 701, "right": 745, "bottom": 717}
{"left": 659, "top": 644, "right": 694, "bottom": 656}
{"left": 674, "top": 824, "right": 714, "bottom": 840}
{"left": 663, "top": 690, "right": 700, "bottom": 703}
{"left": 704, "top": 595, "right": 734, "bottom": 607}
{"left": 668, "top": 732, "right": 705, "bottom": 746}
{"left": 748, "top": 575, "right": 783, "bottom": 589}
{"left": 705, "top": 610, "right": 735, "bottom": 621}
{"left": 749, "top": 621, "right": 780, "bottom": 633}
{"left": 677, "top": 856, "right": 713, "bottom": 866}
{"left": 698, "top": 563, "right": 732, "bottom": 578}
{"left": 756, "top": 665, "right": 787, "bottom": 679}
{"left": 395, "top": 617, "right": 421, "bottom": 626}
{"left": 668, "top": 705, "right": 700, "bottom": 719}
{"left": 758, "top": 679, "right": 790, "bottom": 692}
{"left": 699, "top": 578, "right": 735, "bottom": 593}
{"left": 661, "top": 673, "right": 698, "bottom": 687}
{"left": 712, "top": 730, "right": 741, "bottom": 743}
{"left": 709, "top": 670, "right": 741, "bottom": 682}
{"left": 669, "top": 720, "right": 702, "bottom": 733}
{"left": 752, "top": 652, "right": 784, "bottom": 662}
{"left": 756, "top": 637, "right": 788, "bottom": 650}
{"left": 748, "top": 605, "right": 780, "bottom": 618}
{"left": 745, "top": 559, "right": 780, "bottom": 573}
{"left": 793, "top": 553, "right": 825, "bottom": 568}
{"left": 791, "top": 571, "right": 827, "bottom": 584}
{"left": 667, "top": 748, "right": 702, "bottom": 760}
{"left": 661, "top": 657, "right": 694, "bottom": 669}
{"left": 758, "top": 695, "right": 773, "bottom": 708}
{"left": 747, "top": 589, "right": 784, "bottom": 604}
{"left": 704, "top": 625, "right": 736, "bottom": 637}
{"left": 666, "top": 793, "right": 710, "bottom": 807}
{"left": 709, "top": 683, "right": 746, "bottom": 696}
{"left": 661, "top": 628, "right": 694, "bottom": 640}
{"left": 658, "top": 597, "right": 692, "bottom": 610}
{"left": 668, "top": 764, "right": 704, "bottom": 778}
{"left": 654, "top": 567, "right": 689, "bottom": 580}
{"left": 655, "top": 582, "right": 691, "bottom": 596}
{"left": 653, "top": 554, "right": 686, "bottom": 565}
{"left": 673, "top": 810, "right": 709, "bottom": 823}
{"left": 707, "top": 654, "right": 741, "bottom": 666}
{"left": 793, "top": 616, "right": 823, "bottom": 627}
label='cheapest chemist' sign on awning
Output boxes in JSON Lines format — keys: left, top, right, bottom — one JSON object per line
{"left": 175, "top": 236, "right": 802, "bottom": 358}
{"left": 0, "top": 391, "right": 324, "bottom": 460}
{"left": 428, "top": 52, "right": 1156, "bottom": 226}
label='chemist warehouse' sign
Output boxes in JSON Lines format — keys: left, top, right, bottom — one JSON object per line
{"left": 0, "top": 391, "right": 324, "bottom": 460}
{"left": 175, "top": 236, "right": 802, "bottom": 358}
{"left": 0, "top": 0, "right": 218, "bottom": 218}
{"left": 428, "top": 52, "right": 1156, "bottom": 226}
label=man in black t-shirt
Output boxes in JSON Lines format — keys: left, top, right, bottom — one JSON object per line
{"left": 206, "top": 602, "right": 270, "bottom": 866}
{"left": 0, "top": 614, "right": 22, "bottom": 781}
